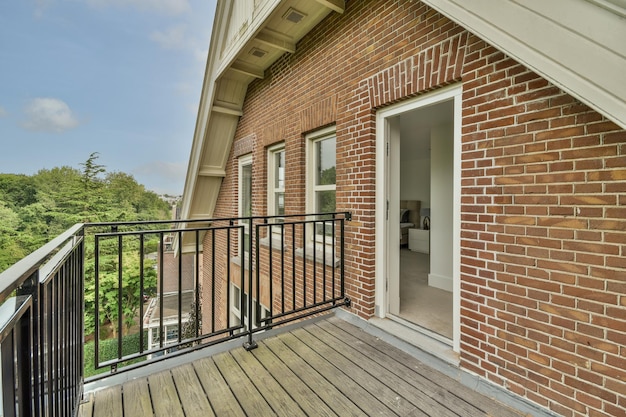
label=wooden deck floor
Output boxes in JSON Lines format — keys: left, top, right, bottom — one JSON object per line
{"left": 80, "top": 317, "right": 526, "bottom": 417}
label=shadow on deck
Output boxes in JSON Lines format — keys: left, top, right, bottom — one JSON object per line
{"left": 80, "top": 315, "right": 526, "bottom": 417}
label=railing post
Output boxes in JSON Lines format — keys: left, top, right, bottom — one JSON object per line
{"left": 16, "top": 273, "right": 38, "bottom": 417}
{"left": 244, "top": 217, "right": 258, "bottom": 351}
{"left": 342, "top": 212, "right": 351, "bottom": 307}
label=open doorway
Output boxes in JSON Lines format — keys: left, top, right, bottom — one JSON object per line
{"left": 375, "top": 85, "right": 461, "bottom": 351}
{"left": 398, "top": 99, "right": 454, "bottom": 339}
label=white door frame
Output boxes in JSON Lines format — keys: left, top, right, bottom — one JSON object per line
{"left": 374, "top": 84, "right": 462, "bottom": 352}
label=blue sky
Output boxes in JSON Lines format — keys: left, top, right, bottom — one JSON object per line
{"left": 0, "top": 0, "right": 216, "bottom": 195}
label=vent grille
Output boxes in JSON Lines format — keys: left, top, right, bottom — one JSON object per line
{"left": 283, "top": 7, "right": 306, "bottom": 23}
{"left": 249, "top": 47, "right": 268, "bottom": 58}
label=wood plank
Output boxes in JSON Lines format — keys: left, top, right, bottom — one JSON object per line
{"left": 92, "top": 385, "right": 122, "bottom": 417}
{"left": 122, "top": 378, "right": 153, "bottom": 417}
{"left": 305, "top": 323, "right": 457, "bottom": 417}
{"left": 170, "top": 364, "right": 215, "bottom": 417}
{"left": 78, "top": 393, "right": 94, "bottom": 417}
{"left": 262, "top": 337, "right": 365, "bottom": 417}
{"left": 230, "top": 346, "right": 307, "bottom": 417}
{"left": 147, "top": 371, "right": 185, "bottom": 417}
{"left": 314, "top": 320, "right": 476, "bottom": 416}
{"left": 326, "top": 318, "right": 525, "bottom": 417}
{"left": 324, "top": 319, "right": 481, "bottom": 414}
{"left": 293, "top": 327, "right": 423, "bottom": 416}
{"left": 251, "top": 343, "right": 339, "bottom": 417}
{"left": 193, "top": 357, "right": 247, "bottom": 417}
{"left": 212, "top": 350, "right": 277, "bottom": 416}
{"left": 278, "top": 331, "right": 397, "bottom": 416}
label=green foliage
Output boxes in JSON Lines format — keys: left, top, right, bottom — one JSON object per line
{"left": 83, "top": 247, "right": 158, "bottom": 337}
{"left": 0, "top": 153, "right": 172, "bottom": 272}
{"left": 0, "top": 153, "right": 173, "bottom": 366}
{"left": 83, "top": 331, "right": 148, "bottom": 378}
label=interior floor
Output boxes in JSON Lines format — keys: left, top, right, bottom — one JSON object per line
{"left": 399, "top": 248, "right": 453, "bottom": 339}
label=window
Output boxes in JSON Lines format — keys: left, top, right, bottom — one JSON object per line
{"left": 230, "top": 283, "right": 270, "bottom": 333}
{"left": 238, "top": 154, "right": 253, "bottom": 253}
{"left": 268, "top": 144, "right": 285, "bottom": 241}
{"left": 268, "top": 145, "right": 285, "bottom": 218}
{"left": 307, "top": 127, "right": 336, "bottom": 237}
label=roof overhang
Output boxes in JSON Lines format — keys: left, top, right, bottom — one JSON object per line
{"left": 179, "top": 0, "right": 345, "bottom": 250}
{"left": 181, "top": 0, "right": 626, "bottom": 250}
{"left": 422, "top": 0, "right": 626, "bottom": 129}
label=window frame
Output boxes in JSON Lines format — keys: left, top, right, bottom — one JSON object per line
{"left": 267, "top": 143, "right": 285, "bottom": 224}
{"left": 306, "top": 126, "right": 337, "bottom": 241}
{"left": 238, "top": 154, "right": 253, "bottom": 254}
{"left": 230, "top": 282, "right": 270, "bottom": 332}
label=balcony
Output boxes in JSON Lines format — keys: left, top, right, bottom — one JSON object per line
{"left": 0, "top": 213, "right": 526, "bottom": 417}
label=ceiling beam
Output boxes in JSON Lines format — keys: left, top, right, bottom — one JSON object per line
{"left": 315, "top": 0, "right": 345, "bottom": 14}
{"left": 212, "top": 104, "right": 243, "bottom": 116}
{"left": 229, "top": 61, "right": 265, "bottom": 79}
{"left": 198, "top": 166, "right": 226, "bottom": 177}
{"left": 256, "top": 29, "right": 296, "bottom": 53}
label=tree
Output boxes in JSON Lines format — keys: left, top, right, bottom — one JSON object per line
{"left": 80, "top": 152, "right": 106, "bottom": 191}
{"left": 0, "top": 202, "right": 25, "bottom": 272}
{"left": 0, "top": 152, "right": 172, "bottom": 351}
{"left": 0, "top": 174, "right": 37, "bottom": 209}
{"left": 84, "top": 245, "right": 158, "bottom": 338}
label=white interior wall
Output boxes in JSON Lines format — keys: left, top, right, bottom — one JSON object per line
{"left": 429, "top": 124, "right": 453, "bottom": 292}
{"left": 400, "top": 157, "right": 430, "bottom": 208}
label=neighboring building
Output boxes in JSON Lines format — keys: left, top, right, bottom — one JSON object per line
{"left": 144, "top": 241, "right": 196, "bottom": 354}
{"left": 180, "top": 1, "right": 626, "bottom": 416}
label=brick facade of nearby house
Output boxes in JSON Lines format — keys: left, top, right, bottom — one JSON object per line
{"left": 202, "top": 1, "right": 626, "bottom": 416}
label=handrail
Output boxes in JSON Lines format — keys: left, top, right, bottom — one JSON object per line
{"left": 0, "top": 223, "right": 85, "bottom": 417}
{"left": 0, "top": 223, "right": 84, "bottom": 304}
{"left": 84, "top": 211, "right": 351, "bottom": 379}
{"left": 0, "top": 212, "right": 351, "bottom": 415}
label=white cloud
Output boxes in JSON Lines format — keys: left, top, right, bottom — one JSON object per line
{"left": 21, "top": 98, "right": 80, "bottom": 133}
{"left": 83, "top": 0, "right": 191, "bottom": 15}
{"left": 0, "top": 106, "right": 7, "bottom": 118}
{"left": 150, "top": 24, "right": 187, "bottom": 50}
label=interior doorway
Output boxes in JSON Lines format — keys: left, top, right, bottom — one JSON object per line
{"left": 375, "top": 85, "right": 461, "bottom": 351}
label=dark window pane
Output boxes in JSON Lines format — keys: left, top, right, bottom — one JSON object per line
{"left": 315, "top": 137, "right": 336, "bottom": 186}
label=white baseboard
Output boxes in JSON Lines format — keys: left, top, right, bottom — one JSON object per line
{"left": 428, "top": 272, "right": 453, "bottom": 292}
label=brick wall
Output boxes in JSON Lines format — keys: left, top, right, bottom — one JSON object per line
{"left": 459, "top": 37, "right": 626, "bottom": 417}
{"left": 205, "top": 0, "right": 626, "bottom": 415}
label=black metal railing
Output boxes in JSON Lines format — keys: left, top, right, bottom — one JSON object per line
{"left": 86, "top": 212, "right": 351, "bottom": 376}
{"left": 0, "top": 212, "right": 351, "bottom": 415}
{"left": 0, "top": 224, "right": 85, "bottom": 417}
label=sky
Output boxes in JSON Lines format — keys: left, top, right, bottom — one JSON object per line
{"left": 0, "top": 0, "right": 217, "bottom": 195}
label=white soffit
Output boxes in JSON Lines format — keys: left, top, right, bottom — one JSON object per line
{"left": 422, "top": 0, "right": 626, "bottom": 129}
{"left": 181, "top": 0, "right": 345, "bottom": 223}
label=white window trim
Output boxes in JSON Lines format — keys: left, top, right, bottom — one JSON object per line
{"left": 238, "top": 154, "right": 253, "bottom": 219}
{"left": 305, "top": 125, "right": 336, "bottom": 216}
{"left": 230, "top": 282, "right": 270, "bottom": 332}
{"left": 301, "top": 126, "right": 339, "bottom": 264}
{"left": 262, "top": 144, "right": 287, "bottom": 249}
{"left": 267, "top": 143, "right": 285, "bottom": 218}
{"left": 238, "top": 154, "right": 253, "bottom": 255}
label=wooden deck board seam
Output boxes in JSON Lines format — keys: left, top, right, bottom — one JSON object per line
{"left": 230, "top": 345, "right": 308, "bottom": 417}
{"left": 253, "top": 340, "right": 340, "bottom": 417}
{"left": 311, "top": 320, "right": 474, "bottom": 416}
{"left": 262, "top": 337, "right": 366, "bottom": 417}
{"left": 189, "top": 362, "right": 219, "bottom": 416}
{"left": 305, "top": 323, "right": 463, "bottom": 417}
{"left": 325, "top": 317, "right": 526, "bottom": 417}
{"left": 281, "top": 330, "right": 402, "bottom": 416}
{"left": 295, "top": 328, "right": 422, "bottom": 417}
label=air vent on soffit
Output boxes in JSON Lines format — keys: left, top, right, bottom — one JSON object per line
{"left": 283, "top": 7, "right": 306, "bottom": 23}
{"left": 249, "top": 47, "right": 268, "bottom": 58}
